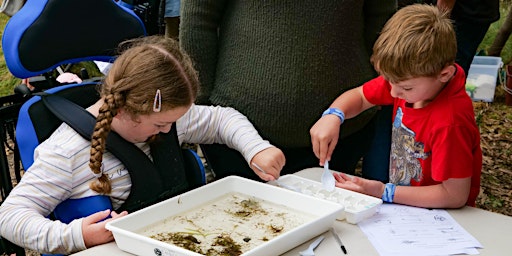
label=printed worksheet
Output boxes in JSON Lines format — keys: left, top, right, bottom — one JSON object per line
{"left": 358, "top": 204, "right": 482, "bottom": 256}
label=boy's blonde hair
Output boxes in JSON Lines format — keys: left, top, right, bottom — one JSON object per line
{"left": 89, "top": 36, "right": 199, "bottom": 194}
{"left": 371, "top": 4, "right": 456, "bottom": 83}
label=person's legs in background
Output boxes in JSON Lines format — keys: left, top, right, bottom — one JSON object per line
{"left": 164, "top": 0, "right": 180, "bottom": 39}
{"left": 453, "top": 20, "right": 493, "bottom": 77}
{"left": 361, "top": 106, "right": 392, "bottom": 183}
{"left": 165, "top": 16, "right": 180, "bottom": 39}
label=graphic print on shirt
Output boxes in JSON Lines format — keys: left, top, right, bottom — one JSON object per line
{"left": 389, "top": 107, "right": 430, "bottom": 185}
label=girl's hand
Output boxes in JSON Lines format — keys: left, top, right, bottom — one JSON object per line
{"left": 310, "top": 115, "right": 342, "bottom": 166}
{"left": 333, "top": 172, "right": 385, "bottom": 198}
{"left": 82, "top": 209, "right": 128, "bottom": 248}
{"left": 250, "top": 147, "right": 286, "bottom": 181}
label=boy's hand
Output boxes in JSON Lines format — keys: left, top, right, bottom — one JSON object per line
{"left": 310, "top": 115, "right": 342, "bottom": 166}
{"left": 333, "top": 172, "right": 385, "bottom": 198}
{"left": 250, "top": 147, "right": 286, "bottom": 181}
{"left": 82, "top": 209, "right": 128, "bottom": 248}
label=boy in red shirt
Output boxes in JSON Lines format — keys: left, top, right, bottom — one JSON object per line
{"left": 310, "top": 4, "right": 482, "bottom": 208}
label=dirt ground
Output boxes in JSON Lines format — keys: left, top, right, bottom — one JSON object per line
{"left": 472, "top": 84, "right": 512, "bottom": 217}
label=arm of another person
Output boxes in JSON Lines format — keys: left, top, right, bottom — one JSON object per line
{"left": 180, "top": 0, "right": 227, "bottom": 104}
{"left": 176, "top": 104, "right": 285, "bottom": 181}
{"left": 435, "top": 0, "right": 456, "bottom": 13}
{"left": 310, "top": 86, "right": 375, "bottom": 166}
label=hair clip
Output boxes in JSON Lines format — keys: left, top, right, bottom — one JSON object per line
{"left": 153, "top": 89, "right": 162, "bottom": 112}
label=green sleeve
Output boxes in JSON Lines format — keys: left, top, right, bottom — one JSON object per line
{"left": 180, "top": 0, "right": 227, "bottom": 104}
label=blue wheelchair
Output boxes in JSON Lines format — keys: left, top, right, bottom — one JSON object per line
{"left": 0, "top": 0, "right": 204, "bottom": 255}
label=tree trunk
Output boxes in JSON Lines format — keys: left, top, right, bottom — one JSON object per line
{"left": 488, "top": 5, "right": 512, "bottom": 64}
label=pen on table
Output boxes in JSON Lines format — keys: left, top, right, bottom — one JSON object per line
{"left": 331, "top": 227, "right": 347, "bottom": 254}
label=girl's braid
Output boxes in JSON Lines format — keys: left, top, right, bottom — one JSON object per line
{"left": 89, "top": 90, "right": 125, "bottom": 194}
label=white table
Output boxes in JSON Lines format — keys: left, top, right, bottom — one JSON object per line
{"left": 72, "top": 168, "right": 512, "bottom": 256}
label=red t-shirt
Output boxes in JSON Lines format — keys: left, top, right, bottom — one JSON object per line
{"left": 362, "top": 64, "right": 482, "bottom": 206}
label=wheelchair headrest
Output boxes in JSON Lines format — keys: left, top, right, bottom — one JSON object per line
{"left": 2, "top": 0, "right": 147, "bottom": 78}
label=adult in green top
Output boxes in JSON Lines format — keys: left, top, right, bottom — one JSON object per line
{"left": 180, "top": 0, "right": 397, "bottom": 180}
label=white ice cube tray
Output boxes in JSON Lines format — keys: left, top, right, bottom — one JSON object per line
{"left": 271, "top": 174, "right": 382, "bottom": 224}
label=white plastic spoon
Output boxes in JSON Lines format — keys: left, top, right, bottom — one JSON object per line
{"left": 321, "top": 161, "right": 335, "bottom": 191}
{"left": 299, "top": 235, "right": 325, "bottom": 256}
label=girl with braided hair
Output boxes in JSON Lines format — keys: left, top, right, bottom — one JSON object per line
{"left": 0, "top": 35, "right": 285, "bottom": 255}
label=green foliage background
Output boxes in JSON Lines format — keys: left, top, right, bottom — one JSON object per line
{"left": 0, "top": 14, "right": 20, "bottom": 96}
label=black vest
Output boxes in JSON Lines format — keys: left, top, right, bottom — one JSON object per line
{"left": 43, "top": 94, "right": 193, "bottom": 213}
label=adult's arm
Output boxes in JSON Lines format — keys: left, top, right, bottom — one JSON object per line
{"left": 435, "top": 0, "right": 456, "bottom": 13}
{"left": 180, "top": 0, "right": 228, "bottom": 104}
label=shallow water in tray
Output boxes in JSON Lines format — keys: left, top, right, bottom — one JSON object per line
{"left": 138, "top": 192, "right": 314, "bottom": 255}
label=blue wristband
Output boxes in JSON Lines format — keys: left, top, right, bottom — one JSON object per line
{"left": 322, "top": 107, "right": 345, "bottom": 124}
{"left": 382, "top": 183, "right": 396, "bottom": 203}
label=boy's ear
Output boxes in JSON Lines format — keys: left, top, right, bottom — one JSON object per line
{"left": 438, "top": 64, "right": 456, "bottom": 83}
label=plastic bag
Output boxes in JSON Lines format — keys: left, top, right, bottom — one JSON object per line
{"left": 0, "top": 0, "right": 26, "bottom": 17}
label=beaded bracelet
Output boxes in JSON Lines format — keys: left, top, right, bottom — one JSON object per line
{"left": 322, "top": 107, "right": 345, "bottom": 124}
{"left": 382, "top": 183, "right": 396, "bottom": 203}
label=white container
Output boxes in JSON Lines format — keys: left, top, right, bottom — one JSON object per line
{"left": 271, "top": 174, "right": 382, "bottom": 224}
{"left": 106, "top": 176, "right": 344, "bottom": 256}
{"left": 465, "top": 56, "right": 503, "bottom": 102}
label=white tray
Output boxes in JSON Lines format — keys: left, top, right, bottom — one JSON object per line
{"left": 106, "top": 175, "right": 344, "bottom": 256}
{"left": 270, "top": 174, "right": 382, "bottom": 224}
